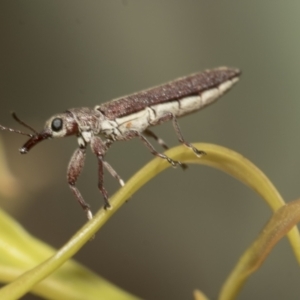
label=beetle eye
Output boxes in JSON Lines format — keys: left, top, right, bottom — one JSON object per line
{"left": 51, "top": 118, "right": 63, "bottom": 131}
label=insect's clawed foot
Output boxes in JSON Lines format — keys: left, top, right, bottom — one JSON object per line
{"left": 180, "top": 162, "right": 188, "bottom": 170}
{"left": 166, "top": 157, "right": 189, "bottom": 170}
{"left": 104, "top": 202, "right": 113, "bottom": 210}
{"left": 190, "top": 145, "right": 206, "bottom": 157}
{"left": 166, "top": 157, "right": 181, "bottom": 168}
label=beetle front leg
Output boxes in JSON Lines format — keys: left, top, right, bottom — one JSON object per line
{"left": 97, "top": 155, "right": 111, "bottom": 209}
{"left": 90, "top": 136, "right": 112, "bottom": 209}
{"left": 67, "top": 147, "right": 93, "bottom": 219}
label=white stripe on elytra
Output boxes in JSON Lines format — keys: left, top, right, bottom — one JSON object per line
{"left": 100, "top": 78, "right": 238, "bottom": 140}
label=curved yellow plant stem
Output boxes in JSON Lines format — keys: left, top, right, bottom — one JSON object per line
{"left": 0, "top": 143, "right": 298, "bottom": 299}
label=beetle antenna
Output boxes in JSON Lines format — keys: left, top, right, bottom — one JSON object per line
{"left": 0, "top": 112, "right": 37, "bottom": 137}
{"left": 11, "top": 112, "right": 38, "bottom": 135}
{"left": 0, "top": 124, "right": 34, "bottom": 137}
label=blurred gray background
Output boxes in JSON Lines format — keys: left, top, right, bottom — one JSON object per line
{"left": 1, "top": 1, "right": 300, "bottom": 299}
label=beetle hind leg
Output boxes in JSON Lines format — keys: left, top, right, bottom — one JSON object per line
{"left": 151, "top": 112, "right": 206, "bottom": 157}
{"left": 144, "top": 129, "right": 188, "bottom": 170}
{"left": 124, "top": 130, "right": 182, "bottom": 168}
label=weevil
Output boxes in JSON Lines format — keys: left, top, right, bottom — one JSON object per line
{"left": 0, "top": 67, "right": 241, "bottom": 219}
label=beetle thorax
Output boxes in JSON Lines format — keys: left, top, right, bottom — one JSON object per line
{"left": 65, "top": 107, "right": 104, "bottom": 146}
{"left": 68, "top": 107, "right": 102, "bottom": 131}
